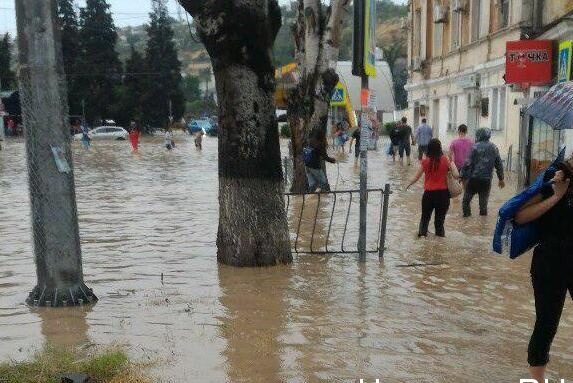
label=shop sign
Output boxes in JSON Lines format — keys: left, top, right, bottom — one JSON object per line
{"left": 505, "top": 40, "right": 553, "bottom": 85}
{"left": 558, "top": 41, "right": 573, "bottom": 83}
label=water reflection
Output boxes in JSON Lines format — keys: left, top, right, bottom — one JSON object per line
{"left": 217, "top": 265, "right": 292, "bottom": 383}
{"left": 35, "top": 306, "right": 92, "bottom": 348}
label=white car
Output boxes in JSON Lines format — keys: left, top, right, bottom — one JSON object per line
{"left": 74, "top": 126, "right": 128, "bottom": 141}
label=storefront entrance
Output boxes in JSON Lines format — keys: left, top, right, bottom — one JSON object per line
{"left": 523, "top": 116, "right": 564, "bottom": 185}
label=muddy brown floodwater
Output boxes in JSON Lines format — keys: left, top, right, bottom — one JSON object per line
{"left": 1, "top": 134, "right": 573, "bottom": 383}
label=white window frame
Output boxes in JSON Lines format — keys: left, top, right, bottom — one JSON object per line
{"left": 448, "top": 95, "right": 458, "bottom": 132}
{"left": 498, "top": 0, "right": 510, "bottom": 29}
{"left": 490, "top": 87, "right": 506, "bottom": 131}
{"left": 433, "top": 22, "right": 443, "bottom": 57}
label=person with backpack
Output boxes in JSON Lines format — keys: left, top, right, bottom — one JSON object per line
{"left": 514, "top": 157, "right": 573, "bottom": 381}
{"left": 389, "top": 122, "right": 402, "bottom": 162}
{"left": 304, "top": 129, "right": 336, "bottom": 192}
{"left": 398, "top": 117, "right": 415, "bottom": 166}
{"left": 406, "top": 139, "right": 459, "bottom": 237}
{"left": 460, "top": 128, "right": 505, "bottom": 217}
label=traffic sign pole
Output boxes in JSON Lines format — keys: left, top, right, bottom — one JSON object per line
{"left": 358, "top": 78, "right": 368, "bottom": 262}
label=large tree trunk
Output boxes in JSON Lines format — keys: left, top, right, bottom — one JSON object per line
{"left": 179, "top": 0, "right": 292, "bottom": 266}
{"left": 288, "top": 0, "right": 350, "bottom": 194}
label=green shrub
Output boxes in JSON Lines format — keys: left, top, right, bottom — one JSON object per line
{"left": 280, "top": 123, "right": 291, "bottom": 138}
{"left": 383, "top": 121, "right": 397, "bottom": 136}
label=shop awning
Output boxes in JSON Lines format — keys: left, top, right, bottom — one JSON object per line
{"left": 527, "top": 81, "right": 573, "bottom": 130}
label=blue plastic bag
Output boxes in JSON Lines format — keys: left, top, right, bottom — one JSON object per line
{"left": 492, "top": 150, "right": 564, "bottom": 259}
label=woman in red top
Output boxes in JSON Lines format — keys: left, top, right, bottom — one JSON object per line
{"left": 406, "top": 139, "right": 459, "bottom": 237}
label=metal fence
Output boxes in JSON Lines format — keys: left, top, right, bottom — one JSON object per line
{"left": 284, "top": 184, "right": 391, "bottom": 257}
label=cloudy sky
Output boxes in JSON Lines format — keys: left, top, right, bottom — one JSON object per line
{"left": 0, "top": 0, "right": 407, "bottom": 36}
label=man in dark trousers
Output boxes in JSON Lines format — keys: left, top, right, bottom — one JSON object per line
{"left": 461, "top": 128, "right": 505, "bottom": 217}
{"left": 398, "top": 117, "right": 415, "bottom": 165}
{"left": 304, "top": 129, "right": 336, "bottom": 192}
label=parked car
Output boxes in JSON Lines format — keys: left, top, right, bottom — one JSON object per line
{"left": 73, "top": 126, "right": 128, "bottom": 141}
{"left": 204, "top": 117, "right": 218, "bottom": 136}
{"left": 187, "top": 119, "right": 217, "bottom": 136}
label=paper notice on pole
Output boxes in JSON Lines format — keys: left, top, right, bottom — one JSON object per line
{"left": 51, "top": 146, "right": 71, "bottom": 174}
{"left": 367, "top": 90, "right": 377, "bottom": 112}
{"left": 360, "top": 121, "right": 372, "bottom": 152}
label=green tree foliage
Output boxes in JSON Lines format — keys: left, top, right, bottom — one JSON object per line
{"left": 143, "top": 0, "right": 184, "bottom": 128}
{"left": 272, "top": 4, "right": 295, "bottom": 67}
{"left": 77, "top": 0, "right": 122, "bottom": 123}
{"left": 57, "top": 0, "right": 81, "bottom": 115}
{"left": 182, "top": 75, "right": 201, "bottom": 102}
{"left": 116, "top": 47, "right": 148, "bottom": 127}
{"left": 0, "top": 33, "right": 16, "bottom": 91}
{"left": 376, "top": 0, "right": 408, "bottom": 21}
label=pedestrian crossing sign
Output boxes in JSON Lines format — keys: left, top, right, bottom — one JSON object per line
{"left": 330, "top": 84, "right": 346, "bottom": 106}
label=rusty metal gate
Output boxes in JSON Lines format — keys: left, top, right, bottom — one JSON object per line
{"left": 284, "top": 184, "right": 391, "bottom": 258}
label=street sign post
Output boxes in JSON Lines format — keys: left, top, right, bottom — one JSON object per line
{"left": 353, "top": 0, "right": 376, "bottom": 261}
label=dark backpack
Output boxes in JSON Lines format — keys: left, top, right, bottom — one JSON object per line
{"left": 303, "top": 146, "right": 315, "bottom": 166}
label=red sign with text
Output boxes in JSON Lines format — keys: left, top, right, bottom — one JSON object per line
{"left": 505, "top": 40, "right": 553, "bottom": 85}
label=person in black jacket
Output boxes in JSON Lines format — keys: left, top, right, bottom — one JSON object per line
{"left": 515, "top": 157, "right": 573, "bottom": 381}
{"left": 304, "top": 129, "right": 336, "bottom": 192}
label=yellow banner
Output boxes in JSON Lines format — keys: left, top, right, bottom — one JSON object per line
{"left": 558, "top": 41, "right": 573, "bottom": 83}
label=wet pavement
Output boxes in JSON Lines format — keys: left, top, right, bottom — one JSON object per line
{"left": 1, "top": 134, "right": 572, "bottom": 382}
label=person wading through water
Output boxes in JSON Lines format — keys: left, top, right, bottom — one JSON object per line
{"left": 461, "top": 128, "right": 505, "bottom": 217}
{"left": 128, "top": 121, "right": 140, "bottom": 152}
{"left": 303, "top": 129, "right": 336, "bottom": 192}
{"left": 398, "top": 117, "right": 415, "bottom": 166}
{"left": 415, "top": 118, "right": 433, "bottom": 161}
{"left": 515, "top": 156, "right": 573, "bottom": 381}
{"left": 406, "top": 138, "right": 459, "bottom": 237}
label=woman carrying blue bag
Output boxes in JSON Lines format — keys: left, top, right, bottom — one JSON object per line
{"left": 514, "top": 156, "right": 573, "bottom": 381}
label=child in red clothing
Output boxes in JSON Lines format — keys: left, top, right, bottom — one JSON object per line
{"left": 128, "top": 122, "right": 140, "bottom": 152}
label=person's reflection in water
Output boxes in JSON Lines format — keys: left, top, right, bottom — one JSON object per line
{"left": 35, "top": 306, "right": 92, "bottom": 349}
{"left": 288, "top": 194, "right": 331, "bottom": 253}
{"left": 217, "top": 264, "right": 292, "bottom": 383}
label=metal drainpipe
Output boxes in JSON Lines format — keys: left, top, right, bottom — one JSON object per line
{"left": 534, "top": 0, "right": 544, "bottom": 32}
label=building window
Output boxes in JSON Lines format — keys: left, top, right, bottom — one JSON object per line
{"left": 497, "top": 0, "right": 510, "bottom": 29}
{"left": 490, "top": 87, "right": 506, "bottom": 131}
{"left": 451, "top": 8, "right": 460, "bottom": 50}
{"left": 448, "top": 95, "right": 458, "bottom": 131}
{"left": 471, "top": 0, "right": 483, "bottom": 42}
{"left": 433, "top": 23, "right": 443, "bottom": 57}
{"left": 414, "top": 9, "right": 422, "bottom": 60}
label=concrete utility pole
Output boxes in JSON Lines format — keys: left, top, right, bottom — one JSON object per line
{"left": 15, "top": 0, "right": 97, "bottom": 307}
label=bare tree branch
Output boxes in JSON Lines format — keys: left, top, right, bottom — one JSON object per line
{"left": 322, "top": 0, "right": 351, "bottom": 67}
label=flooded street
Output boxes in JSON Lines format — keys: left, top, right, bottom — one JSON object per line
{"left": 1, "top": 134, "right": 573, "bottom": 382}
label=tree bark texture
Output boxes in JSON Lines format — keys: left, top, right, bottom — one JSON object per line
{"left": 15, "top": 0, "right": 96, "bottom": 306}
{"left": 287, "top": 0, "right": 350, "bottom": 193}
{"left": 179, "top": 0, "right": 292, "bottom": 266}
